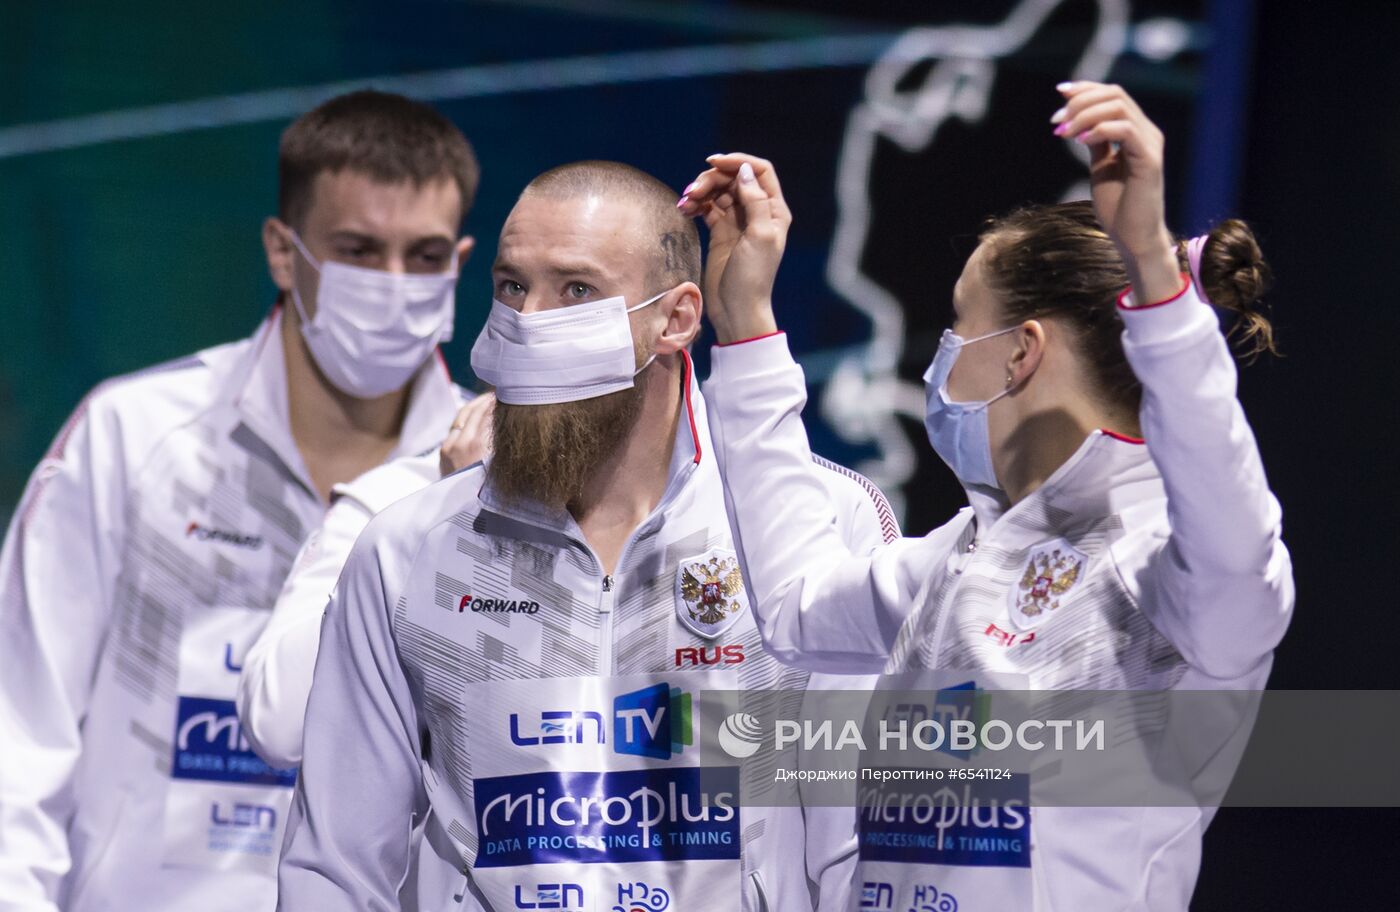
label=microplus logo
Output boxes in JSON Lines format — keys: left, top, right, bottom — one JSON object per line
{"left": 171, "top": 697, "right": 296, "bottom": 788}
{"left": 508, "top": 683, "right": 693, "bottom": 760}
{"left": 458, "top": 593, "right": 541, "bottom": 614}
{"left": 474, "top": 767, "right": 739, "bottom": 868}
{"left": 858, "top": 778, "right": 1031, "bottom": 868}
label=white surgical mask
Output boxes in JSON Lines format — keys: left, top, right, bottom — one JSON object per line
{"left": 287, "top": 230, "right": 458, "bottom": 398}
{"left": 469, "top": 290, "right": 667, "bottom": 405}
{"left": 922, "top": 324, "right": 1020, "bottom": 489}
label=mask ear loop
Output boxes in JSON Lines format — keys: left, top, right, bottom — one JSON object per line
{"left": 953, "top": 323, "right": 1023, "bottom": 409}
{"left": 626, "top": 287, "right": 671, "bottom": 313}
{"left": 961, "top": 323, "right": 1020, "bottom": 345}
{"left": 627, "top": 286, "right": 676, "bottom": 375}
{"left": 996, "top": 323, "right": 1037, "bottom": 400}
{"left": 284, "top": 229, "right": 322, "bottom": 327}
{"left": 285, "top": 229, "right": 322, "bottom": 273}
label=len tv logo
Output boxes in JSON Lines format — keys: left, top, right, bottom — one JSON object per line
{"left": 515, "top": 883, "right": 583, "bottom": 910}
{"left": 507, "top": 683, "right": 693, "bottom": 760}
{"left": 510, "top": 710, "right": 606, "bottom": 746}
{"left": 614, "top": 682, "right": 692, "bottom": 760}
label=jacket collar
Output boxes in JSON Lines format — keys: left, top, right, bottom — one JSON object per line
{"left": 477, "top": 349, "right": 707, "bottom": 536}
{"left": 224, "top": 306, "right": 462, "bottom": 500}
{"left": 964, "top": 429, "right": 1158, "bottom": 541}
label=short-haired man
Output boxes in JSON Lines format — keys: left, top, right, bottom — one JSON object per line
{"left": 277, "top": 161, "right": 899, "bottom": 911}
{"left": 0, "top": 90, "right": 481, "bottom": 911}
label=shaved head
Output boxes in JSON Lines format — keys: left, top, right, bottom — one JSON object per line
{"left": 522, "top": 160, "right": 701, "bottom": 290}
{"left": 487, "top": 162, "right": 704, "bottom": 509}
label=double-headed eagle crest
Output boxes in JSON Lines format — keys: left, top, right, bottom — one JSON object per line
{"left": 1012, "top": 544, "right": 1085, "bottom": 624}
{"left": 675, "top": 549, "right": 748, "bottom": 638}
{"left": 680, "top": 556, "right": 745, "bottom": 626}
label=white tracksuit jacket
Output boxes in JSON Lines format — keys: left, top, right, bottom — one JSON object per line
{"left": 276, "top": 353, "right": 900, "bottom": 912}
{"left": 700, "top": 283, "right": 1295, "bottom": 911}
{"left": 237, "top": 451, "right": 441, "bottom": 770}
{"left": 0, "top": 310, "right": 463, "bottom": 912}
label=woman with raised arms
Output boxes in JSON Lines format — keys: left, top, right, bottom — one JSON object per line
{"left": 683, "top": 81, "right": 1294, "bottom": 910}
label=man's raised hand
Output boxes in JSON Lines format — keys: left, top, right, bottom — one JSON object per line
{"left": 678, "top": 153, "right": 791, "bottom": 344}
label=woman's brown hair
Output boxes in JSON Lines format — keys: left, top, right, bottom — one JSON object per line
{"left": 978, "top": 200, "right": 1276, "bottom": 415}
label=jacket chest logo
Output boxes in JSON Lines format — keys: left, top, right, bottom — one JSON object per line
{"left": 1009, "top": 539, "right": 1087, "bottom": 631}
{"left": 185, "top": 521, "right": 264, "bottom": 550}
{"left": 675, "top": 548, "right": 748, "bottom": 639}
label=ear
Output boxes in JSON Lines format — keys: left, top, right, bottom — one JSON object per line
{"left": 1007, "top": 319, "right": 1047, "bottom": 388}
{"left": 653, "top": 282, "right": 703, "bottom": 354}
{"left": 263, "top": 217, "right": 296, "bottom": 294}
{"left": 455, "top": 235, "right": 476, "bottom": 268}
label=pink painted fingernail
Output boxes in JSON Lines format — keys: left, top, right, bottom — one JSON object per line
{"left": 684, "top": 181, "right": 697, "bottom": 194}
{"left": 1053, "top": 123, "right": 1071, "bottom": 137}
{"left": 1056, "top": 81, "right": 1075, "bottom": 92}
{"left": 1050, "top": 107, "right": 1068, "bottom": 124}
{"left": 677, "top": 195, "right": 690, "bottom": 209}
{"left": 1076, "top": 131, "right": 1091, "bottom": 143}
{"left": 739, "top": 162, "right": 756, "bottom": 183}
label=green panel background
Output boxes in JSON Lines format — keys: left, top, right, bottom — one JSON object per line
{"left": 0, "top": 0, "right": 747, "bottom": 518}
{"left": 0, "top": 0, "right": 1203, "bottom": 529}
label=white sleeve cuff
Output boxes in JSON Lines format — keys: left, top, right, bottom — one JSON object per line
{"left": 707, "top": 333, "right": 800, "bottom": 385}
{"left": 1119, "top": 280, "right": 1218, "bottom": 348}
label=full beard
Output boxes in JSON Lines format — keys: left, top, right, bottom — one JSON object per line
{"left": 487, "top": 382, "right": 648, "bottom": 509}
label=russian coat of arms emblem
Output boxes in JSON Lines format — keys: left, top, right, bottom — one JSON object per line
{"left": 675, "top": 548, "right": 748, "bottom": 639}
{"left": 1009, "top": 540, "right": 1087, "bottom": 630}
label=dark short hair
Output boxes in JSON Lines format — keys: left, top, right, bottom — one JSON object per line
{"left": 278, "top": 90, "right": 480, "bottom": 229}
{"left": 523, "top": 160, "right": 701, "bottom": 291}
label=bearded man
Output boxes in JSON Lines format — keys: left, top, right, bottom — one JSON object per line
{"left": 276, "top": 161, "right": 899, "bottom": 911}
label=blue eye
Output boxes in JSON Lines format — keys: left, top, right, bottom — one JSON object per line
{"left": 497, "top": 280, "right": 524, "bottom": 297}
{"left": 569, "top": 283, "right": 592, "bottom": 299}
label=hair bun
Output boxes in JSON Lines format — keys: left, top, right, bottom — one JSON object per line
{"left": 1193, "top": 219, "right": 1279, "bottom": 359}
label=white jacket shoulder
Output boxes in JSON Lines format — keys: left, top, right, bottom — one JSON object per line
{"left": 808, "top": 454, "right": 902, "bottom": 546}
{"left": 331, "top": 450, "right": 443, "bottom": 515}
{"left": 69, "top": 338, "right": 249, "bottom": 466}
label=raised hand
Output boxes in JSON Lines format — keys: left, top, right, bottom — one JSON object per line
{"left": 1052, "top": 81, "right": 1182, "bottom": 303}
{"left": 439, "top": 391, "right": 495, "bottom": 477}
{"left": 678, "top": 153, "right": 791, "bottom": 344}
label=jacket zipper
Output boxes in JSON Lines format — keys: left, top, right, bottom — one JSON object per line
{"left": 599, "top": 574, "right": 616, "bottom": 674}
{"left": 589, "top": 460, "right": 699, "bottom": 677}
{"left": 933, "top": 434, "right": 1101, "bottom": 657}
{"left": 486, "top": 460, "right": 699, "bottom": 678}
{"left": 927, "top": 527, "right": 980, "bottom": 662}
